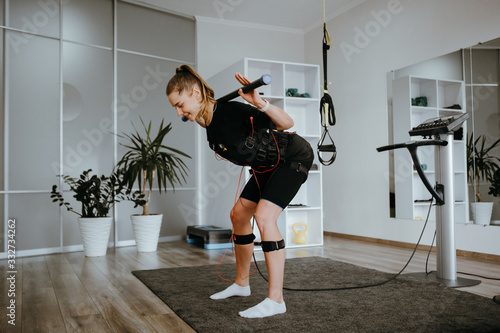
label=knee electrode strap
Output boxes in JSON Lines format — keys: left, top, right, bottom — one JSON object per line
{"left": 233, "top": 233, "right": 256, "bottom": 245}
{"left": 258, "top": 239, "right": 285, "bottom": 252}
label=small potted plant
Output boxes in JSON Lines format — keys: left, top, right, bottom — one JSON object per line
{"left": 51, "top": 169, "right": 125, "bottom": 257}
{"left": 488, "top": 168, "right": 500, "bottom": 225}
{"left": 116, "top": 118, "right": 190, "bottom": 252}
{"left": 467, "top": 133, "right": 500, "bottom": 225}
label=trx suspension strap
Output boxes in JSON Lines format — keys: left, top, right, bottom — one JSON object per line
{"left": 317, "top": 0, "right": 337, "bottom": 166}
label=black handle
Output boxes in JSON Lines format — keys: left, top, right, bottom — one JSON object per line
{"left": 376, "top": 140, "right": 448, "bottom": 205}
{"left": 216, "top": 74, "right": 272, "bottom": 103}
{"left": 376, "top": 140, "right": 448, "bottom": 152}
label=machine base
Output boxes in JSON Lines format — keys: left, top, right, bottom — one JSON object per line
{"left": 405, "top": 272, "right": 481, "bottom": 288}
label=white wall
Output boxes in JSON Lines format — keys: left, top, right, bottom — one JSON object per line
{"left": 196, "top": 17, "right": 305, "bottom": 79}
{"left": 304, "top": 0, "right": 500, "bottom": 255}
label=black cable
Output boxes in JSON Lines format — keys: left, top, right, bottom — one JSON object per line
{"left": 456, "top": 271, "right": 500, "bottom": 281}
{"left": 424, "top": 223, "right": 500, "bottom": 281}
{"left": 251, "top": 198, "right": 434, "bottom": 292}
{"left": 425, "top": 230, "right": 436, "bottom": 274}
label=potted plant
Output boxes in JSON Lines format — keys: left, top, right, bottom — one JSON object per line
{"left": 116, "top": 118, "right": 190, "bottom": 252}
{"left": 488, "top": 168, "right": 500, "bottom": 225}
{"left": 51, "top": 169, "right": 124, "bottom": 257}
{"left": 467, "top": 133, "right": 500, "bottom": 225}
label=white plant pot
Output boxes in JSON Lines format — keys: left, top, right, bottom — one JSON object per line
{"left": 78, "top": 217, "right": 112, "bottom": 257}
{"left": 470, "top": 202, "right": 494, "bottom": 226}
{"left": 131, "top": 214, "right": 163, "bottom": 252}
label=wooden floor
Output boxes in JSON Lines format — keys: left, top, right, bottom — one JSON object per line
{"left": 1, "top": 234, "right": 499, "bottom": 332}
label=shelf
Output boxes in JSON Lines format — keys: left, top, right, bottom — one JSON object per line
{"left": 236, "top": 58, "right": 323, "bottom": 248}
{"left": 285, "top": 97, "right": 320, "bottom": 104}
{"left": 393, "top": 75, "right": 468, "bottom": 224}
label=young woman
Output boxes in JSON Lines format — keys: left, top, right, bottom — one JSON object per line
{"left": 166, "top": 65, "right": 314, "bottom": 318}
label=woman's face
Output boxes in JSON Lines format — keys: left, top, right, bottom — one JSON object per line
{"left": 168, "top": 86, "right": 202, "bottom": 122}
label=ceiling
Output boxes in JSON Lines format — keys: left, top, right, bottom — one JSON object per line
{"left": 129, "top": 0, "right": 366, "bottom": 32}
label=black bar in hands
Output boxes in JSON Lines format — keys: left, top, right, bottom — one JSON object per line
{"left": 216, "top": 74, "right": 272, "bottom": 103}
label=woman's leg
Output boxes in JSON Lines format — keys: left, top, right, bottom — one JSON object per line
{"left": 231, "top": 198, "right": 257, "bottom": 287}
{"left": 210, "top": 197, "right": 257, "bottom": 300}
{"left": 239, "top": 199, "right": 286, "bottom": 318}
{"left": 253, "top": 199, "right": 285, "bottom": 302}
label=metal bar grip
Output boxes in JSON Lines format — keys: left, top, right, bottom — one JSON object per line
{"left": 216, "top": 74, "right": 272, "bottom": 103}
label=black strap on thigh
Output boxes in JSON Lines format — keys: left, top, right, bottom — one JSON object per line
{"left": 289, "top": 161, "right": 309, "bottom": 177}
{"left": 233, "top": 233, "right": 256, "bottom": 245}
{"left": 257, "top": 239, "right": 285, "bottom": 252}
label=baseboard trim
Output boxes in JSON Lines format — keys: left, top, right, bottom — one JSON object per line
{"left": 325, "top": 232, "right": 500, "bottom": 263}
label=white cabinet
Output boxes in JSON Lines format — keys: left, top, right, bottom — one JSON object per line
{"left": 208, "top": 58, "right": 323, "bottom": 248}
{"left": 392, "top": 76, "right": 468, "bottom": 223}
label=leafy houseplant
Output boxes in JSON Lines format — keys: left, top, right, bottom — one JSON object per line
{"left": 467, "top": 133, "right": 500, "bottom": 225}
{"left": 51, "top": 169, "right": 125, "bottom": 257}
{"left": 51, "top": 169, "right": 120, "bottom": 217}
{"left": 488, "top": 170, "right": 500, "bottom": 226}
{"left": 115, "top": 118, "right": 190, "bottom": 252}
{"left": 467, "top": 133, "right": 500, "bottom": 202}
{"left": 488, "top": 168, "right": 500, "bottom": 200}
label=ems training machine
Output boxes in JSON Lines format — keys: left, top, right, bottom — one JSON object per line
{"left": 377, "top": 113, "right": 480, "bottom": 288}
{"left": 181, "top": 74, "right": 272, "bottom": 122}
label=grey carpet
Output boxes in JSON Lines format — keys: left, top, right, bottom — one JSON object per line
{"left": 132, "top": 256, "right": 500, "bottom": 332}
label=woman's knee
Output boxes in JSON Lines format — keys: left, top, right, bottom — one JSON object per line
{"left": 254, "top": 201, "right": 282, "bottom": 237}
{"left": 254, "top": 212, "right": 274, "bottom": 233}
{"left": 230, "top": 200, "right": 255, "bottom": 226}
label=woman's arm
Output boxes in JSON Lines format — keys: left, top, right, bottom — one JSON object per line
{"left": 235, "top": 73, "right": 294, "bottom": 131}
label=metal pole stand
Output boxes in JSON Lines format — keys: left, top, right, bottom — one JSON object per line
{"left": 406, "top": 133, "right": 480, "bottom": 288}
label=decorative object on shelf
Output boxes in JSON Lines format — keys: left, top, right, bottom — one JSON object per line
{"left": 286, "top": 88, "right": 310, "bottom": 98}
{"left": 292, "top": 223, "right": 308, "bottom": 244}
{"left": 50, "top": 169, "right": 126, "bottom": 257}
{"left": 116, "top": 118, "right": 191, "bottom": 252}
{"left": 411, "top": 96, "right": 427, "bottom": 106}
{"left": 413, "top": 163, "right": 427, "bottom": 171}
{"left": 286, "top": 88, "right": 298, "bottom": 96}
{"left": 288, "top": 204, "right": 307, "bottom": 208}
{"left": 444, "top": 104, "right": 462, "bottom": 110}
{"left": 467, "top": 133, "right": 500, "bottom": 225}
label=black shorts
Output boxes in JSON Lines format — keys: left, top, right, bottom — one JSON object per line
{"left": 240, "top": 137, "right": 314, "bottom": 209}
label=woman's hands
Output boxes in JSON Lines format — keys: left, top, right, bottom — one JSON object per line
{"left": 234, "top": 72, "right": 294, "bottom": 130}
{"left": 235, "top": 72, "right": 266, "bottom": 108}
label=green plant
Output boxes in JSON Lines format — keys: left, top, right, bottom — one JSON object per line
{"left": 116, "top": 118, "right": 190, "bottom": 215}
{"left": 467, "top": 133, "right": 500, "bottom": 202}
{"left": 51, "top": 169, "right": 123, "bottom": 217}
{"left": 488, "top": 168, "right": 500, "bottom": 199}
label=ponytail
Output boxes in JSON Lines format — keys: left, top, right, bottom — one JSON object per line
{"left": 166, "top": 65, "right": 216, "bottom": 122}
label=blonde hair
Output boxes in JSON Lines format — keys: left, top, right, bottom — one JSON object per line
{"left": 166, "top": 65, "right": 216, "bottom": 123}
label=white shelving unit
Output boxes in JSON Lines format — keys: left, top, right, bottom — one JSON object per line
{"left": 208, "top": 58, "right": 323, "bottom": 248}
{"left": 392, "top": 76, "right": 468, "bottom": 223}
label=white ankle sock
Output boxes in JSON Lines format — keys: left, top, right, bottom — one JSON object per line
{"left": 210, "top": 283, "right": 251, "bottom": 300}
{"left": 238, "top": 297, "right": 286, "bottom": 318}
